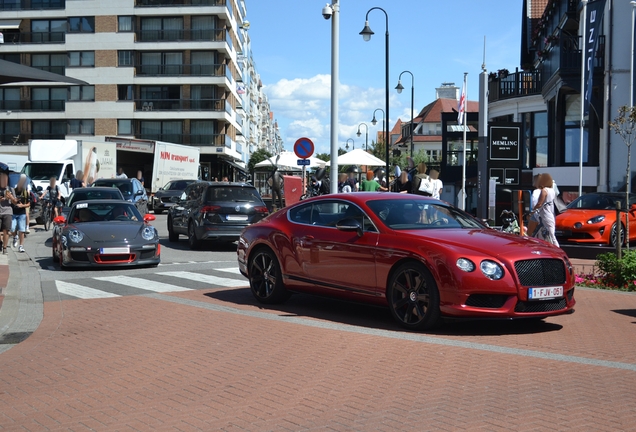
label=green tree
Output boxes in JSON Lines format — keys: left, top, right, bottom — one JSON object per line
{"left": 247, "top": 148, "right": 272, "bottom": 174}
{"left": 609, "top": 105, "right": 636, "bottom": 250}
{"left": 315, "top": 152, "right": 330, "bottom": 162}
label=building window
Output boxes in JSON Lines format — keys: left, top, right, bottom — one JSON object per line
{"left": 68, "top": 51, "right": 94, "bottom": 67}
{"left": 425, "top": 150, "right": 440, "bottom": 162}
{"left": 0, "top": 121, "right": 20, "bottom": 144}
{"left": 563, "top": 94, "right": 589, "bottom": 164}
{"left": 68, "top": 17, "right": 95, "bottom": 33}
{"left": 118, "top": 120, "right": 133, "bottom": 135}
{"left": 118, "top": 51, "right": 133, "bottom": 67}
{"left": 117, "top": 85, "right": 133, "bottom": 101}
{"left": 68, "top": 119, "right": 94, "bottom": 135}
{"left": 31, "top": 53, "right": 66, "bottom": 74}
{"left": 118, "top": 16, "right": 133, "bottom": 32}
{"left": 32, "top": 87, "right": 66, "bottom": 110}
{"left": 140, "top": 17, "right": 183, "bottom": 41}
{"left": 533, "top": 111, "right": 548, "bottom": 167}
{"left": 140, "top": 120, "right": 182, "bottom": 143}
{"left": 68, "top": 86, "right": 95, "bottom": 101}
{"left": 32, "top": 121, "right": 66, "bottom": 138}
{"left": 0, "top": 88, "right": 20, "bottom": 111}
{"left": 31, "top": 19, "right": 66, "bottom": 43}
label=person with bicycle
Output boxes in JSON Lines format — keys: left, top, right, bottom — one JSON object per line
{"left": 44, "top": 176, "right": 62, "bottom": 219}
{"left": 10, "top": 174, "right": 29, "bottom": 253}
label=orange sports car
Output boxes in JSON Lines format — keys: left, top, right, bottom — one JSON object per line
{"left": 555, "top": 192, "right": 636, "bottom": 247}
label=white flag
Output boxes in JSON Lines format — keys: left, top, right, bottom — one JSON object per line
{"left": 457, "top": 77, "right": 467, "bottom": 125}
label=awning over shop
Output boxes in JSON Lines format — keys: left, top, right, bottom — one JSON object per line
{"left": 225, "top": 159, "right": 247, "bottom": 173}
{"left": 0, "top": 20, "right": 21, "bottom": 30}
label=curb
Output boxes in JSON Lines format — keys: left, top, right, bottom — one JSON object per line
{"left": 0, "top": 246, "right": 43, "bottom": 354}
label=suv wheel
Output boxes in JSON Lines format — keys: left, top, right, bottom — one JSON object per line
{"left": 188, "top": 221, "right": 202, "bottom": 250}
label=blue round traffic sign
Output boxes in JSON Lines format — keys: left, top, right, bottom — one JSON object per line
{"left": 294, "top": 137, "right": 315, "bottom": 159}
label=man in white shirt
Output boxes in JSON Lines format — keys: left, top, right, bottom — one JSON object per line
{"left": 429, "top": 169, "right": 443, "bottom": 200}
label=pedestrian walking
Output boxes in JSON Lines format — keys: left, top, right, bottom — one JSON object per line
{"left": 70, "top": 170, "right": 84, "bottom": 189}
{"left": 360, "top": 170, "right": 387, "bottom": 192}
{"left": 136, "top": 170, "right": 145, "bottom": 187}
{"left": 11, "top": 174, "right": 29, "bottom": 253}
{"left": 116, "top": 167, "right": 127, "bottom": 179}
{"left": 0, "top": 165, "right": 17, "bottom": 254}
{"left": 429, "top": 169, "right": 443, "bottom": 200}
{"left": 532, "top": 173, "right": 559, "bottom": 246}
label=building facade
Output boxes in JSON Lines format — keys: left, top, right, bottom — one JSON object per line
{"left": 0, "top": 0, "right": 279, "bottom": 181}
{"left": 489, "top": 0, "right": 634, "bottom": 195}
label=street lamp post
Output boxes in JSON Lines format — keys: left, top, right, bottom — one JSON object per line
{"left": 356, "top": 123, "right": 369, "bottom": 151}
{"left": 395, "top": 70, "right": 414, "bottom": 157}
{"left": 346, "top": 138, "right": 355, "bottom": 151}
{"left": 371, "top": 108, "right": 386, "bottom": 156}
{"left": 360, "top": 7, "right": 390, "bottom": 182}
{"left": 324, "top": 1, "right": 339, "bottom": 194}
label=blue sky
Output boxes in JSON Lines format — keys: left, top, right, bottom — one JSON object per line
{"left": 246, "top": 1, "right": 523, "bottom": 154}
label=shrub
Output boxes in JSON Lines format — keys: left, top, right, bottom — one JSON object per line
{"left": 596, "top": 250, "right": 636, "bottom": 291}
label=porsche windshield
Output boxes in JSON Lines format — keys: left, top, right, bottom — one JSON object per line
{"left": 367, "top": 200, "right": 484, "bottom": 230}
{"left": 69, "top": 202, "right": 141, "bottom": 223}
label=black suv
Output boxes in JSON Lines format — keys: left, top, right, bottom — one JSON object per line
{"left": 167, "top": 181, "right": 269, "bottom": 249}
{"left": 90, "top": 178, "right": 148, "bottom": 215}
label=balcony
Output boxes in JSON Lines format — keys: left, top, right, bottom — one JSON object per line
{"left": 135, "top": 0, "right": 228, "bottom": 7}
{"left": 0, "top": 31, "right": 65, "bottom": 44}
{"left": 540, "top": 35, "right": 605, "bottom": 81}
{"left": 135, "top": 63, "right": 227, "bottom": 77}
{"left": 135, "top": 28, "right": 227, "bottom": 43}
{"left": 488, "top": 70, "right": 542, "bottom": 103}
{"left": 0, "top": 99, "right": 65, "bottom": 111}
{"left": 0, "top": 0, "right": 64, "bottom": 11}
{"left": 134, "top": 98, "right": 229, "bottom": 111}
{"left": 136, "top": 133, "right": 230, "bottom": 147}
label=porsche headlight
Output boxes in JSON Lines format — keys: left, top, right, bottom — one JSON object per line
{"left": 67, "top": 229, "right": 84, "bottom": 243}
{"left": 587, "top": 215, "right": 605, "bottom": 224}
{"left": 141, "top": 226, "right": 157, "bottom": 241}
{"left": 480, "top": 260, "right": 504, "bottom": 280}
{"left": 456, "top": 258, "right": 476, "bottom": 272}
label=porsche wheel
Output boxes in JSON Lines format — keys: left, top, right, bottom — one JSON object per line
{"left": 611, "top": 222, "right": 625, "bottom": 248}
{"left": 248, "top": 249, "right": 288, "bottom": 304}
{"left": 387, "top": 262, "right": 441, "bottom": 331}
{"left": 188, "top": 221, "right": 201, "bottom": 250}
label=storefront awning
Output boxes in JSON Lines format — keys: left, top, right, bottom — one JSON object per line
{"left": 0, "top": 20, "right": 21, "bottom": 30}
{"left": 225, "top": 159, "right": 247, "bottom": 173}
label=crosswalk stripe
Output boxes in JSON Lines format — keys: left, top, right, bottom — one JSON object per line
{"left": 158, "top": 271, "right": 247, "bottom": 287}
{"left": 94, "top": 276, "right": 193, "bottom": 292}
{"left": 215, "top": 267, "right": 242, "bottom": 275}
{"left": 56, "top": 281, "right": 121, "bottom": 299}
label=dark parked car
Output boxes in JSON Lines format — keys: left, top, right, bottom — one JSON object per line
{"left": 8, "top": 171, "right": 43, "bottom": 225}
{"left": 90, "top": 178, "right": 148, "bottom": 215}
{"left": 167, "top": 181, "right": 269, "bottom": 249}
{"left": 151, "top": 179, "right": 198, "bottom": 214}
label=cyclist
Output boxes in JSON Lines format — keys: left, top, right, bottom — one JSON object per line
{"left": 44, "top": 176, "right": 62, "bottom": 219}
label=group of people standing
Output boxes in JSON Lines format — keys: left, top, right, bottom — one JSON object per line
{"left": 0, "top": 168, "right": 30, "bottom": 254}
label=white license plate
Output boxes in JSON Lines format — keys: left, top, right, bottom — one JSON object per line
{"left": 99, "top": 247, "right": 130, "bottom": 255}
{"left": 227, "top": 215, "right": 248, "bottom": 221}
{"left": 528, "top": 286, "right": 563, "bottom": 300}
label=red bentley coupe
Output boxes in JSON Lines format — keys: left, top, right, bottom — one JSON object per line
{"left": 238, "top": 193, "right": 575, "bottom": 330}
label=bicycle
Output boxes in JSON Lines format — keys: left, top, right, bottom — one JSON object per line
{"left": 41, "top": 198, "right": 56, "bottom": 232}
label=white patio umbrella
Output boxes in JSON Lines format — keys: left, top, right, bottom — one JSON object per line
{"left": 325, "top": 148, "right": 386, "bottom": 166}
{"left": 254, "top": 151, "right": 326, "bottom": 170}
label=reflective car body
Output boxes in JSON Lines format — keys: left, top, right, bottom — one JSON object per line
{"left": 52, "top": 200, "right": 160, "bottom": 268}
{"left": 238, "top": 193, "right": 576, "bottom": 330}
{"left": 555, "top": 192, "right": 636, "bottom": 247}
{"left": 55, "top": 187, "right": 126, "bottom": 233}
{"left": 168, "top": 181, "right": 269, "bottom": 249}
{"left": 90, "top": 178, "right": 148, "bottom": 215}
{"left": 151, "top": 179, "right": 198, "bottom": 214}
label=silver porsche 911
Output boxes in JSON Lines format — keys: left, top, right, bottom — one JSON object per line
{"left": 52, "top": 200, "right": 160, "bottom": 269}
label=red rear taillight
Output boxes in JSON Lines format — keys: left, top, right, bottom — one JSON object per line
{"left": 254, "top": 206, "right": 269, "bottom": 214}
{"left": 201, "top": 205, "right": 221, "bottom": 213}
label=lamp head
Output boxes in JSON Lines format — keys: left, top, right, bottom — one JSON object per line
{"left": 395, "top": 80, "right": 404, "bottom": 94}
{"left": 360, "top": 21, "right": 374, "bottom": 41}
{"left": 356, "top": 129, "right": 361, "bottom": 137}
{"left": 371, "top": 116, "right": 377, "bottom": 126}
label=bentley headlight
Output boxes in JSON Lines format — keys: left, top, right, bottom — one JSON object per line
{"left": 480, "top": 260, "right": 504, "bottom": 280}
{"left": 456, "top": 258, "right": 476, "bottom": 272}
{"left": 587, "top": 215, "right": 605, "bottom": 224}
{"left": 67, "top": 229, "right": 84, "bottom": 243}
{"left": 141, "top": 226, "right": 157, "bottom": 241}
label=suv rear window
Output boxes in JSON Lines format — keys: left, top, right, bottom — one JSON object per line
{"left": 205, "top": 186, "right": 262, "bottom": 203}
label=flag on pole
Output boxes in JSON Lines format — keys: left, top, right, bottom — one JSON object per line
{"left": 457, "top": 78, "right": 467, "bottom": 125}
{"left": 582, "top": 0, "right": 606, "bottom": 116}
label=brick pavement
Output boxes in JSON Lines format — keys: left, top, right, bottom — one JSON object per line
{"left": 1, "top": 275, "right": 636, "bottom": 430}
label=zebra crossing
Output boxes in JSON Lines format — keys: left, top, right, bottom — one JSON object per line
{"left": 47, "top": 267, "right": 249, "bottom": 301}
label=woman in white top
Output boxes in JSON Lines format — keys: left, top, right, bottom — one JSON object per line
{"left": 532, "top": 173, "right": 559, "bottom": 246}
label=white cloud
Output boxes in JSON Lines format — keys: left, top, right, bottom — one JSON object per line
{"left": 263, "top": 74, "right": 407, "bottom": 154}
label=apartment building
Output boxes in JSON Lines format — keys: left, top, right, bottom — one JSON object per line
{"left": 0, "top": 0, "right": 279, "bottom": 181}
